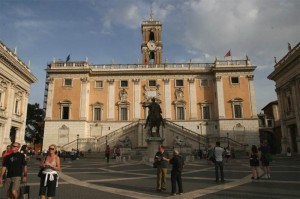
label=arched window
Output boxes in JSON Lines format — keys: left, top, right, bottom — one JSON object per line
{"left": 149, "top": 51, "right": 155, "bottom": 64}
{"left": 149, "top": 29, "right": 155, "bottom": 41}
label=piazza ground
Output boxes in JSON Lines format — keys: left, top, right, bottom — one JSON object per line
{"left": 1, "top": 154, "right": 299, "bottom": 199}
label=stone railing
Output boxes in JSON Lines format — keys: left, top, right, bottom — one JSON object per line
{"left": 165, "top": 120, "right": 208, "bottom": 146}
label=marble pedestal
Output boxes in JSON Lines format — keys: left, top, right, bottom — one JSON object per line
{"left": 143, "top": 137, "right": 165, "bottom": 163}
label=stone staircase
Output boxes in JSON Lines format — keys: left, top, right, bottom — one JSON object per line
{"left": 60, "top": 119, "right": 247, "bottom": 159}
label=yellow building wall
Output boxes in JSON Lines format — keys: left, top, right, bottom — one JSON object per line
{"left": 223, "top": 76, "right": 251, "bottom": 119}
{"left": 52, "top": 78, "right": 81, "bottom": 120}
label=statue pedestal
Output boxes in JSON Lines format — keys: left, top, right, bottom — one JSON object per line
{"left": 144, "top": 137, "right": 165, "bottom": 163}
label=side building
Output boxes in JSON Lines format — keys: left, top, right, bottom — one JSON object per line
{"left": 43, "top": 16, "right": 259, "bottom": 151}
{"left": 0, "top": 40, "right": 37, "bottom": 155}
{"left": 268, "top": 42, "right": 300, "bottom": 154}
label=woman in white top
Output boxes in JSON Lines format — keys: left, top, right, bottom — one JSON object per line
{"left": 39, "top": 144, "right": 61, "bottom": 199}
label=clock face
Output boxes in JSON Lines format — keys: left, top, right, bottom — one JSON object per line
{"left": 147, "top": 41, "right": 156, "bottom": 51}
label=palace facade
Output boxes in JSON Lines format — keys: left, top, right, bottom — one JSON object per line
{"left": 0, "top": 41, "right": 37, "bottom": 155}
{"left": 268, "top": 42, "right": 300, "bottom": 154}
{"left": 43, "top": 16, "right": 259, "bottom": 151}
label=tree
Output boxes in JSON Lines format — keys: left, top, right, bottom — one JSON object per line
{"left": 25, "top": 103, "right": 45, "bottom": 144}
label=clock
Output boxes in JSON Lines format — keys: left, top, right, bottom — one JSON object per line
{"left": 147, "top": 41, "right": 156, "bottom": 51}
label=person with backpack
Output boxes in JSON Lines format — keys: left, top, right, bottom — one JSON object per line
{"left": 164, "top": 149, "right": 184, "bottom": 196}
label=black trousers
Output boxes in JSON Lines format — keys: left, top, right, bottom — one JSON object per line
{"left": 171, "top": 170, "right": 183, "bottom": 194}
{"left": 215, "top": 161, "right": 224, "bottom": 181}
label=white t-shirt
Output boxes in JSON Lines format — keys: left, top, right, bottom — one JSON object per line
{"left": 214, "top": 146, "right": 225, "bottom": 162}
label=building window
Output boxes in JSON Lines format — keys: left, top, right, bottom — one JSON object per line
{"left": 234, "top": 104, "right": 242, "bottom": 118}
{"left": 0, "top": 92, "right": 4, "bottom": 108}
{"left": 120, "top": 80, "right": 128, "bottom": 88}
{"left": 175, "top": 79, "right": 184, "bottom": 87}
{"left": 149, "top": 80, "right": 156, "bottom": 87}
{"left": 95, "top": 81, "right": 103, "bottom": 88}
{"left": 201, "top": 79, "right": 208, "bottom": 87}
{"left": 202, "top": 106, "right": 210, "bottom": 119}
{"left": 231, "top": 77, "right": 239, "bottom": 84}
{"left": 120, "top": 107, "right": 128, "bottom": 120}
{"left": 176, "top": 107, "right": 185, "bottom": 120}
{"left": 14, "top": 100, "right": 20, "bottom": 114}
{"left": 149, "top": 29, "right": 155, "bottom": 41}
{"left": 60, "top": 100, "right": 71, "bottom": 119}
{"left": 64, "top": 78, "right": 72, "bottom": 86}
{"left": 62, "top": 106, "right": 69, "bottom": 119}
{"left": 94, "top": 107, "right": 101, "bottom": 121}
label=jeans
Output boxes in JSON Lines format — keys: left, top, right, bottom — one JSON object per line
{"left": 215, "top": 161, "right": 224, "bottom": 181}
{"left": 171, "top": 170, "right": 183, "bottom": 194}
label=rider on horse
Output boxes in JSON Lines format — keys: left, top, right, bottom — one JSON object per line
{"left": 143, "top": 98, "right": 164, "bottom": 137}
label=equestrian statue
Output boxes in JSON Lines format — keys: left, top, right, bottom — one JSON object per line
{"left": 143, "top": 98, "right": 165, "bottom": 137}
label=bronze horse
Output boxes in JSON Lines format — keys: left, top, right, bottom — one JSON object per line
{"left": 144, "top": 99, "right": 165, "bottom": 137}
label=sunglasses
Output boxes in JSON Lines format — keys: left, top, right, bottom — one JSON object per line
{"left": 49, "top": 148, "right": 55, "bottom": 150}
{"left": 12, "top": 145, "right": 19, "bottom": 148}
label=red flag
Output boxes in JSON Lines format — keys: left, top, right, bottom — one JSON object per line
{"left": 224, "top": 50, "right": 231, "bottom": 58}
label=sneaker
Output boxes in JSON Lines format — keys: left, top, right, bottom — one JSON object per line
{"left": 170, "top": 193, "right": 176, "bottom": 196}
{"left": 267, "top": 174, "right": 271, "bottom": 179}
{"left": 178, "top": 193, "right": 183, "bottom": 195}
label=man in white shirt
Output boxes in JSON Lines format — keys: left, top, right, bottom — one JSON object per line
{"left": 214, "top": 141, "right": 225, "bottom": 182}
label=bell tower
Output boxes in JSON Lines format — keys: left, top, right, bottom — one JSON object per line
{"left": 141, "top": 13, "right": 162, "bottom": 64}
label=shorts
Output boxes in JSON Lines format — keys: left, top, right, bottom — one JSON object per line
{"left": 4, "top": 176, "right": 21, "bottom": 193}
{"left": 39, "top": 174, "right": 58, "bottom": 197}
{"left": 261, "top": 161, "right": 270, "bottom": 166}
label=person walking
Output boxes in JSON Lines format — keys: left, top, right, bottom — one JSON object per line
{"left": 154, "top": 145, "right": 169, "bottom": 192}
{"left": 165, "top": 149, "right": 184, "bottom": 196}
{"left": 0, "top": 142, "right": 28, "bottom": 199}
{"left": 39, "top": 144, "right": 61, "bottom": 199}
{"left": 105, "top": 145, "right": 111, "bottom": 163}
{"left": 214, "top": 141, "right": 225, "bottom": 182}
{"left": 249, "top": 145, "right": 260, "bottom": 180}
{"left": 1, "top": 145, "right": 12, "bottom": 182}
{"left": 259, "top": 140, "right": 272, "bottom": 179}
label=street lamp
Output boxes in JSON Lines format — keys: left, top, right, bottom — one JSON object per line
{"left": 227, "top": 132, "right": 229, "bottom": 148}
{"left": 76, "top": 134, "right": 79, "bottom": 158}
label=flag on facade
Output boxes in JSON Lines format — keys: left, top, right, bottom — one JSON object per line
{"left": 66, "top": 54, "right": 70, "bottom": 62}
{"left": 224, "top": 50, "right": 231, "bottom": 58}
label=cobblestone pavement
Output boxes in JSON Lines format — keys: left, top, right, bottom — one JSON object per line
{"left": 1, "top": 155, "right": 300, "bottom": 199}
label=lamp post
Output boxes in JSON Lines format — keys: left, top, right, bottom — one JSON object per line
{"left": 227, "top": 132, "right": 229, "bottom": 148}
{"left": 76, "top": 134, "right": 79, "bottom": 159}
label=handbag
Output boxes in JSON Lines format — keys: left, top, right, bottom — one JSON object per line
{"left": 18, "top": 183, "right": 30, "bottom": 199}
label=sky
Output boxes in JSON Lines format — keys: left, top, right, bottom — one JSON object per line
{"left": 0, "top": 0, "right": 299, "bottom": 112}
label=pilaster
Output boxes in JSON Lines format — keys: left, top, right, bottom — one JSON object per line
{"left": 107, "top": 79, "right": 115, "bottom": 120}
{"left": 188, "top": 78, "right": 197, "bottom": 119}
{"left": 80, "top": 77, "right": 89, "bottom": 120}
{"left": 132, "top": 79, "right": 141, "bottom": 120}
{"left": 215, "top": 76, "right": 225, "bottom": 118}
{"left": 163, "top": 78, "right": 171, "bottom": 119}
{"left": 247, "top": 75, "right": 257, "bottom": 118}
{"left": 45, "top": 78, "right": 54, "bottom": 119}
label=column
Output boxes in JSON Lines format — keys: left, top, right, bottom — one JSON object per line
{"left": 188, "top": 78, "right": 197, "bottom": 119}
{"left": 4, "top": 82, "right": 15, "bottom": 143}
{"left": 45, "top": 78, "right": 54, "bottom": 119}
{"left": 19, "top": 91, "right": 29, "bottom": 143}
{"left": 107, "top": 79, "right": 115, "bottom": 120}
{"left": 247, "top": 75, "right": 257, "bottom": 118}
{"left": 215, "top": 76, "right": 225, "bottom": 118}
{"left": 163, "top": 78, "right": 171, "bottom": 119}
{"left": 80, "top": 77, "right": 89, "bottom": 120}
{"left": 132, "top": 79, "right": 140, "bottom": 120}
